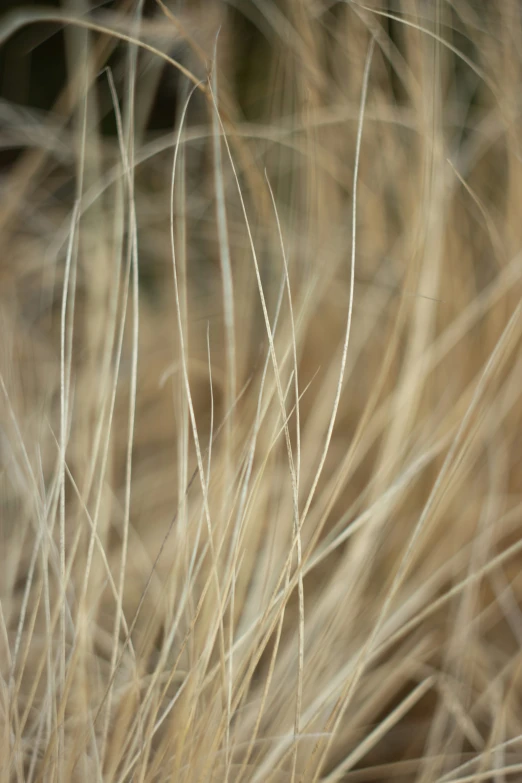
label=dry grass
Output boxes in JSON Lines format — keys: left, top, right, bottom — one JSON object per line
{"left": 1, "top": 1, "right": 522, "bottom": 781}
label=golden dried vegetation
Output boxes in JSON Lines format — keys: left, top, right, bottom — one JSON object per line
{"left": 1, "top": 1, "right": 522, "bottom": 781}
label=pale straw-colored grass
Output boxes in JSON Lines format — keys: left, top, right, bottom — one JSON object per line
{"left": 1, "top": 1, "right": 522, "bottom": 781}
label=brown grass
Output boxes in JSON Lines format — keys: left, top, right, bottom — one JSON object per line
{"left": 1, "top": 1, "right": 522, "bottom": 780}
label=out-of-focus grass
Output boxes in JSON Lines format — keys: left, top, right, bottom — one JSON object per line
{"left": 1, "top": 1, "right": 522, "bottom": 781}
